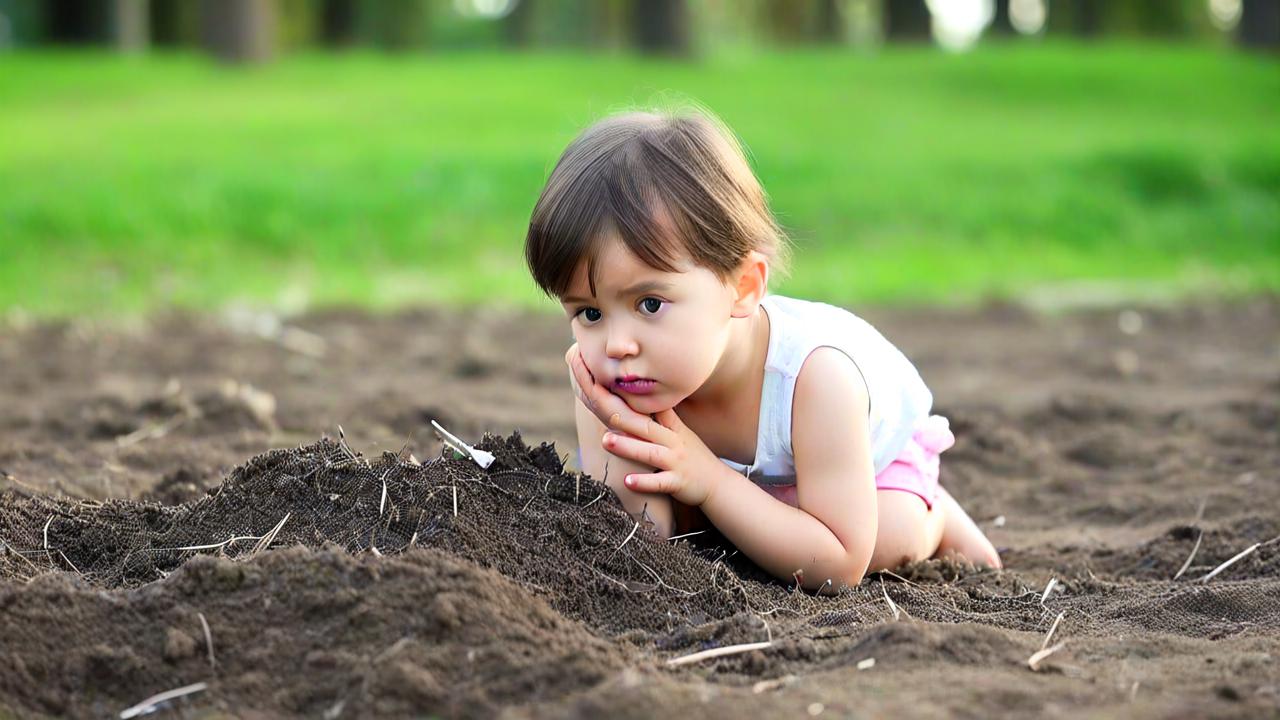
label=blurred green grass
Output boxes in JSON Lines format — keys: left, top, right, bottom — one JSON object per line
{"left": 0, "top": 43, "right": 1277, "bottom": 317}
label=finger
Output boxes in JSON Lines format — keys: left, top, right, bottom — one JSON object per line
{"left": 653, "top": 408, "right": 685, "bottom": 432}
{"left": 606, "top": 408, "right": 675, "bottom": 445}
{"left": 572, "top": 355, "right": 643, "bottom": 427}
{"left": 569, "top": 353, "right": 599, "bottom": 410}
{"left": 623, "top": 471, "right": 681, "bottom": 495}
{"left": 603, "top": 432, "right": 672, "bottom": 469}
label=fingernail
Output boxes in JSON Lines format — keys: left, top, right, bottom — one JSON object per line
{"left": 624, "top": 475, "right": 634, "bottom": 486}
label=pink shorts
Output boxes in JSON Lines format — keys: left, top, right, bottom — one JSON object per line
{"left": 760, "top": 414, "right": 955, "bottom": 511}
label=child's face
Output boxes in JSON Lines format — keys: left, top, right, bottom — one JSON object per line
{"left": 559, "top": 237, "right": 737, "bottom": 415}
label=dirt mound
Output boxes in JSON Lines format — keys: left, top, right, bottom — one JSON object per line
{"left": 1, "top": 299, "right": 1278, "bottom": 718}
{"left": 0, "top": 546, "right": 627, "bottom": 718}
{"left": 4, "top": 431, "right": 1279, "bottom": 717}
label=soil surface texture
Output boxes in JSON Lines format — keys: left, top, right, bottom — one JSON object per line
{"left": 0, "top": 298, "right": 1277, "bottom": 719}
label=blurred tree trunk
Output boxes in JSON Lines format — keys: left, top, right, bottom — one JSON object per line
{"left": 111, "top": 0, "right": 149, "bottom": 51}
{"left": 815, "top": 0, "right": 845, "bottom": 43}
{"left": 150, "top": 0, "right": 197, "bottom": 46}
{"left": 1047, "top": 0, "right": 1102, "bottom": 37}
{"left": 364, "top": 0, "right": 429, "bottom": 51}
{"left": 46, "top": 0, "right": 109, "bottom": 44}
{"left": 502, "top": 0, "right": 535, "bottom": 47}
{"left": 883, "top": 0, "right": 930, "bottom": 42}
{"left": 1238, "top": 0, "right": 1279, "bottom": 49}
{"left": 763, "top": 0, "right": 808, "bottom": 44}
{"left": 991, "top": 0, "right": 1014, "bottom": 35}
{"left": 320, "top": 0, "right": 356, "bottom": 47}
{"left": 198, "top": 0, "right": 275, "bottom": 63}
{"left": 629, "top": 0, "right": 691, "bottom": 56}
{"left": 589, "top": 0, "right": 628, "bottom": 50}
{"left": 762, "top": 0, "right": 846, "bottom": 45}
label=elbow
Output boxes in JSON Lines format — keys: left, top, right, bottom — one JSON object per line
{"left": 831, "top": 550, "right": 874, "bottom": 594}
{"left": 803, "top": 552, "right": 872, "bottom": 596}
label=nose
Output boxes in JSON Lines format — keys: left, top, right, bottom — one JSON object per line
{"left": 604, "top": 323, "right": 638, "bottom": 360}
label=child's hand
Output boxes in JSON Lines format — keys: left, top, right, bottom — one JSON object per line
{"left": 601, "top": 407, "right": 723, "bottom": 508}
{"left": 564, "top": 344, "right": 722, "bottom": 507}
{"left": 564, "top": 343, "right": 637, "bottom": 428}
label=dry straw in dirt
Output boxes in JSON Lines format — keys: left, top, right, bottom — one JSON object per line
{"left": 3, "top": 431, "right": 1278, "bottom": 655}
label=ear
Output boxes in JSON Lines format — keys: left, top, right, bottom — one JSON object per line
{"left": 729, "top": 251, "right": 769, "bottom": 319}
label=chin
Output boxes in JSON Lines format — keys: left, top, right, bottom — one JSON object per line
{"left": 619, "top": 393, "right": 677, "bottom": 415}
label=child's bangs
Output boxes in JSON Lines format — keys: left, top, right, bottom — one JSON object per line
{"left": 527, "top": 155, "right": 691, "bottom": 300}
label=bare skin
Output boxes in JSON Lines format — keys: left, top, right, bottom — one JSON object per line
{"left": 562, "top": 240, "right": 1001, "bottom": 586}
{"left": 568, "top": 342, "right": 1003, "bottom": 577}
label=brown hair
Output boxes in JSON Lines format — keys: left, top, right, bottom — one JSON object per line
{"left": 524, "top": 106, "right": 790, "bottom": 299}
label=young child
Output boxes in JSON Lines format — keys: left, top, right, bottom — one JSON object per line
{"left": 523, "top": 107, "right": 1001, "bottom": 592}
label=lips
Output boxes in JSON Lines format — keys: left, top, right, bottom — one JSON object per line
{"left": 612, "top": 376, "right": 657, "bottom": 395}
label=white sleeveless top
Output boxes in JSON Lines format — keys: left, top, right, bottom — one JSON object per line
{"left": 720, "top": 294, "right": 933, "bottom": 486}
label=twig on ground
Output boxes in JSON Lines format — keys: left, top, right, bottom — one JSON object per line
{"left": 752, "top": 675, "right": 796, "bottom": 694}
{"left": 197, "top": 612, "right": 216, "bottom": 669}
{"left": 667, "top": 641, "right": 774, "bottom": 667}
{"left": 871, "top": 568, "right": 921, "bottom": 588}
{"left": 629, "top": 556, "right": 701, "bottom": 597}
{"left": 373, "top": 636, "right": 413, "bottom": 665}
{"left": 1041, "top": 611, "right": 1065, "bottom": 651}
{"left": 119, "top": 682, "right": 208, "bottom": 719}
{"left": 1200, "top": 542, "right": 1260, "bottom": 583}
{"left": 1173, "top": 530, "right": 1202, "bottom": 580}
{"left": 666, "top": 530, "right": 707, "bottom": 542}
{"left": 1040, "top": 578, "right": 1058, "bottom": 606}
{"left": 0, "top": 534, "right": 40, "bottom": 574}
{"left": 611, "top": 520, "right": 640, "bottom": 559}
{"left": 42, "top": 515, "right": 53, "bottom": 565}
{"left": 336, "top": 425, "right": 357, "bottom": 461}
{"left": 1028, "top": 641, "right": 1066, "bottom": 671}
{"left": 378, "top": 470, "right": 389, "bottom": 516}
{"left": 1193, "top": 496, "right": 1207, "bottom": 526}
{"left": 116, "top": 414, "right": 189, "bottom": 448}
{"left": 452, "top": 485, "right": 458, "bottom": 517}
{"left": 881, "top": 578, "right": 902, "bottom": 621}
{"left": 250, "top": 513, "right": 290, "bottom": 556}
{"left": 56, "top": 550, "right": 81, "bottom": 574}
{"left": 856, "top": 657, "right": 876, "bottom": 670}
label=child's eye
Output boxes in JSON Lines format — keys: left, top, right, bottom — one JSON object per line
{"left": 577, "top": 307, "right": 602, "bottom": 324}
{"left": 638, "top": 297, "right": 665, "bottom": 315}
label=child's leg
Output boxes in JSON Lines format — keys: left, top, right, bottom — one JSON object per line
{"left": 933, "top": 486, "right": 1002, "bottom": 568}
{"left": 867, "top": 489, "right": 946, "bottom": 572}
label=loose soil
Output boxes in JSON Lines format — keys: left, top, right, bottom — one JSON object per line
{"left": 0, "top": 298, "right": 1277, "bottom": 719}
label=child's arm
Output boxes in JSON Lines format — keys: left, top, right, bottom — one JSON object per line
{"left": 566, "top": 345, "right": 675, "bottom": 538}
{"left": 699, "top": 347, "right": 878, "bottom": 591}
{"left": 573, "top": 396, "right": 675, "bottom": 539}
{"left": 602, "top": 347, "right": 878, "bottom": 592}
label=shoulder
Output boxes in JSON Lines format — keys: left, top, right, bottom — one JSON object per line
{"left": 789, "top": 347, "right": 872, "bottom": 473}
{"left": 789, "top": 347, "right": 877, "bottom": 508}
{"left": 792, "top": 346, "right": 870, "bottom": 432}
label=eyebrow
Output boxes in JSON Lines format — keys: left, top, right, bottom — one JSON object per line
{"left": 562, "top": 280, "right": 673, "bottom": 305}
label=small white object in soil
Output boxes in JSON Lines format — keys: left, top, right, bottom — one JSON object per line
{"left": 431, "top": 420, "right": 495, "bottom": 469}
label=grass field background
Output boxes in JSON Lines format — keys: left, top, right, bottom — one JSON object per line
{"left": 1, "top": 43, "right": 1276, "bottom": 317}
